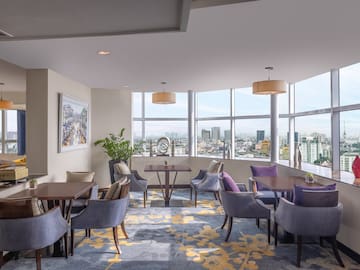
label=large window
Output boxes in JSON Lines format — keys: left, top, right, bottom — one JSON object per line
{"left": 133, "top": 93, "right": 188, "bottom": 156}
{"left": 340, "top": 63, "right": 360, "bottom": 106}
{"left": 197, "top": 90, "right": 230, "bottom": 118}
{"left": 234, "top": 87, "right": 269, "bottom": 115}
{"left": 0, "top": 110, "right": 19, "bottom": 154}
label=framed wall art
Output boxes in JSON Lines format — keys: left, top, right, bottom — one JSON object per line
{"left": 58, "top": 94, "right": 89, "bottom": 152}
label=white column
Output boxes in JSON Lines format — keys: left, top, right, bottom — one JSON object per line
{"left": 271, "top": 94, "right": 279, "bottom": 163}
{"left": 188, "top": 90, "right": 195, "bottom": 157}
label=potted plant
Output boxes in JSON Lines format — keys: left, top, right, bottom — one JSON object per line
{"left": 29, "top": 178, "right": 38, "bottom": 189}
{"left": 94, "top": 128, "right": 141, "bottom": 181}
{"left": 305, "top": 172, "right": 315, "bottom": 183}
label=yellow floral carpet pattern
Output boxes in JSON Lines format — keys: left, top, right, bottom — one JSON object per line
{"left": 3, "top": 190, "right": 360, "bottom": 270}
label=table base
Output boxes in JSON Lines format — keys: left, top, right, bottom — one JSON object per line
{"left": 150, "top": 200, "right": 185, "bottom": 207}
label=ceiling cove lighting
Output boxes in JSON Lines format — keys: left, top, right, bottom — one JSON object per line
{"left": 252, "top": 67, "right": 287, "bottom": 95}
{"left": 0, "top": 83, "right": 13, "bottom": 110}
{"left": 152, "top": 82, "right": 176, "bottom": 104}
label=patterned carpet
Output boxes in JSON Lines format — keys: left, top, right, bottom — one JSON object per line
{"left": 3, "top": 190, "right": 360, "bottom": 270}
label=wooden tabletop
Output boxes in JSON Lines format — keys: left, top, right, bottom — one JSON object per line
{"left": 253, "top": 176, "right": 322, "bottom": 192}
{"left": 144, "top": 164, "right": 191, "bottom": 172}
{"left": 8, "top": 182, "right": 95, "bottom": 200}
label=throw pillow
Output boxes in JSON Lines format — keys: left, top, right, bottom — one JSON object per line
{"left": 114, "top": 162, "right": 131, "bottom": 175}
{"left": 104, "top": 181, "right": 120, "bottom": 200}
{"left": 66, "top": 171, "right": 95, "bottom": 183}
{"left": 222, "top": 172, "right": 240, "bottom": 192}
{"left": 207, "top": 160, "right": 223, "bottom": 173}
{"left": 293, "top": 183, "right": 336, "bottom": 205}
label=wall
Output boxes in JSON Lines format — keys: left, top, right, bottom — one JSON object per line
{"left": 91, "top": 88, "right": 132, "bottom": 187}
{"left": 26, "top": 69, "right": 92, "bottom": 182}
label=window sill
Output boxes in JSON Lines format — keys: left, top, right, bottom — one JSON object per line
{"left": 277, "top": 160, "right": 356, "bottom": 186}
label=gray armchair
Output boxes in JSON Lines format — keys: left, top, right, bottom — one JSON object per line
{"left": 70, "top": 195, "right": 129, "bottom": 255}
{"left": 191, "top": 162, "right": 224, "bottom": 207}
{"left": 220, "top": 184, "right": 271, "bottom": 242}
{"left": 0, "top": 207, "right": 68, "bottom": 270}
{"left": 112, "top": 162, "right": 148, "bottom": 208}
{"left": 274, "top": 191, "right": 344, "bottom": 268}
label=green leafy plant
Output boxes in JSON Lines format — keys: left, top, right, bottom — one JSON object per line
{"left": 94, "top": 128, "right": 136, "bottom": 162}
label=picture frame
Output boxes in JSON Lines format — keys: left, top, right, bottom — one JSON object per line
{"left": 58, "top": 93, "right": 89, "bottom": 152}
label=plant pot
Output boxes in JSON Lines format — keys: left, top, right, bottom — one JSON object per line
{"left": 109, "top": 159, "right": 127, "bottom": 184}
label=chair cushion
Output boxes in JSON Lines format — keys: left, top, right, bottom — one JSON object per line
{"left": 293, "top": 183, "right": 336, "bottom": 205}
{"left": 250, "top": 165, "right": 278, "bottom": 190}
{"left": 301, "top": 190, "right": 339, "bottom": 207}
{"left": 207, "top": 160, "right": 222, "bottom": 173}
{"left": 222, "top": 172, "right": 240, "bottom": 192}
{"left": 104, "top": 176, "right": 130, "bottom": 200}
{"left": 114, "top": 162, "right": 131, "bottom": 175}
{"left": 66, "top": 171, "right": 95, "bottom": 183}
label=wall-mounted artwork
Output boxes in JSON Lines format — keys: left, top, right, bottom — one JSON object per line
{"left": 58, "top": 94, "right": 89, "bottom": 152}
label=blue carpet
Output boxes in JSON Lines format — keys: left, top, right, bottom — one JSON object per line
{"left": 3, "top": 190, "right": 360, "bottom": 270}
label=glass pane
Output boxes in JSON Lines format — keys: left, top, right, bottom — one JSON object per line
{"left": 5, "top": 142, "right": 17, "bottom": 154}
{"left": 197, "top": 120, "right": 230, "bottom": 157}
{"left": 133, "top": 121, "right": 142, "bottom": 143}
{"left": 132, "top": 92, "right": 142, "bottom": 118}
{"left": 197, "top": 90, "right": 230, "bottom": 118}
{"left": 145, "top": 92, "right": 188, "bottom": 118}
{"left": 6, "top": 110, "right": 17, "bottom": 140}
{"left": 295, "top": 72, "right": 331, "bottom": 112}
{"left": 340, "top": 110, "right": 360, "bottom": 173}
{"left": 279, "top": 118, "right": 289, "bottom": 160}
{"left": 340, "top": 63, "right": 360, "bottom": 106}
{"left": 278, "top": 91, "right": 289, "bottom": 114}
{"left": 235, "top": 87, "right": 270, "bottom": 115}
{"left": 145, "top": 121, "right": 188, "bottom": 156}
{"left": 234, "top": 119, "right": 270, "bottom": 159}
{"left": 295, "top": 114, "right": 331, "bottom": 167}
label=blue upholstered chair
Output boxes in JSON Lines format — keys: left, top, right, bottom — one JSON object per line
{"left": 70, "top": 192, "right": 129, "bottom": 255}
{"left": 219, "top": 175, "right": 271, "bottom": 242}
{"left": 0, "top": 207, "right": 68, "bottom": 270}
{"left": 274, "top": 190, "right": 344, "bottom": 268}
{"left": 191, "top": 161, "right": 223, "bottom": 207}
{"left": 248, "top": 165, "right": 280, "bottom": 209}
{"left": 112, "top": 162, "right": 148, "bottom": 208}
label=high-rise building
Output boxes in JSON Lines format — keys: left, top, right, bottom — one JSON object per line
{"left": 287, "top": 132, "right": 299, "bottom": 144}
{"left": 224, "top": 130, "right": 231, "bottom": 142}
{"left": 256, "top": 130, "right": 265, "bottom": 143}
{"left": 201, "top": 129, "right": 211, "bottom": 141}
{"left": 211, "top": 127, "right": 221, "bottom": 141}
{"left": 340, "top": 152, "right": 358, "bottom": 172}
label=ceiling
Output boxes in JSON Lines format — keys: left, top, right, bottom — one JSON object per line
{"left": 0, "top": 0, "right": 360, "bottom": 92}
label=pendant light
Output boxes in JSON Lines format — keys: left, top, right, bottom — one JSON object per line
{"left": 152, "top": 82, "right": 176, "bottom": 104}
{"left": 0, "top": 83, "right": 13, "bottom": 110}
{"left": 253, "top": 67, "right": 287, "bottom": 95}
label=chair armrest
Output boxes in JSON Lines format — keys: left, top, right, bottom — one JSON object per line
{"left": 275, "top": 198, "right": 343, "bottom": 236}
{"left": 236, "top": 183, "right": 248, "bottom": 191}
{"left": 192, "top": 169, "right": 207, "bottom": 180}
{"left": 131, "top": 170, "right": 147, "bottom": 181}
{"left": 89, "top": 184, "right": 99, "bottom": 199}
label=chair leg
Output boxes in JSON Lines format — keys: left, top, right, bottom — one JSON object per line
{"left": 112, "top": 226, "right": 121, "bottom": 254}
{"left": 267, "top": 219, "right": 271, "bottom": 244}
{"left": 225, "top": 217, "right": 233, "bottom": 242}
{"left": 194, "top": 191, "right": 198, "bottom": 207}
{"left": 213, "top": 192, "right": 218, "bottom": 200}
{"left": 88, "top": 229, "right": 91, "bottom": 238}
{"left": 121, "top": 221, "right": 129, "bottom": 239}
{"left": 216, "top": 191, "right": 222, "bottom": 204}
{"left": 63, "top": 232, "right": 68, "bottom": 259}
{"left": 70, "top": 229, "right": 74, "bottom": 256}
{"left": 221, "top": 214, "right": 228, "bottom": 229}
{"left": 296, "top": 235, "right": 302, "bottom": 268}
{"left": 190, "top": 188, "right": 192, "bottom": 200}
{"left": 319, "top": 237, "right": 324, "bottom": 247}
{"left": 143, "top": 192, "right": 146, "bottom": 208}
{"left": 0, "top": 251, "right": 3, "bottom": 267}
{"left": 256, "top": 218, "right": 260, "bottom": 228}
{"left": 330, "top": 236, "right": 345, "bottom": 267}
{"left": 35, "top": 249, "right": 42, "bottom": 270}
{"left": 274, "top": 222, "right": 278, "bottom": 246}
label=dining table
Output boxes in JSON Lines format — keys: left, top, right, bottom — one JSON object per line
{"left": 144, "top": 164, "right": 191, "bottom": 207}
{"left": 8, "top": 181, "right": 95, "bottom": 256}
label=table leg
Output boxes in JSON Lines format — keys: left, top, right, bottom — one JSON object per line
{"left": 164, "top": 171, "right": 170, "bottom": 207}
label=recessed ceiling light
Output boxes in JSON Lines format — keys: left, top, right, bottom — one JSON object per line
{"left": 97, "top": 50, "right": 110, "bottom": 55}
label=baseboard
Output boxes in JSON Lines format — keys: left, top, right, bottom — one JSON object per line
{"left": 337, "top": 240, "right": 360, "bottom": 264}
